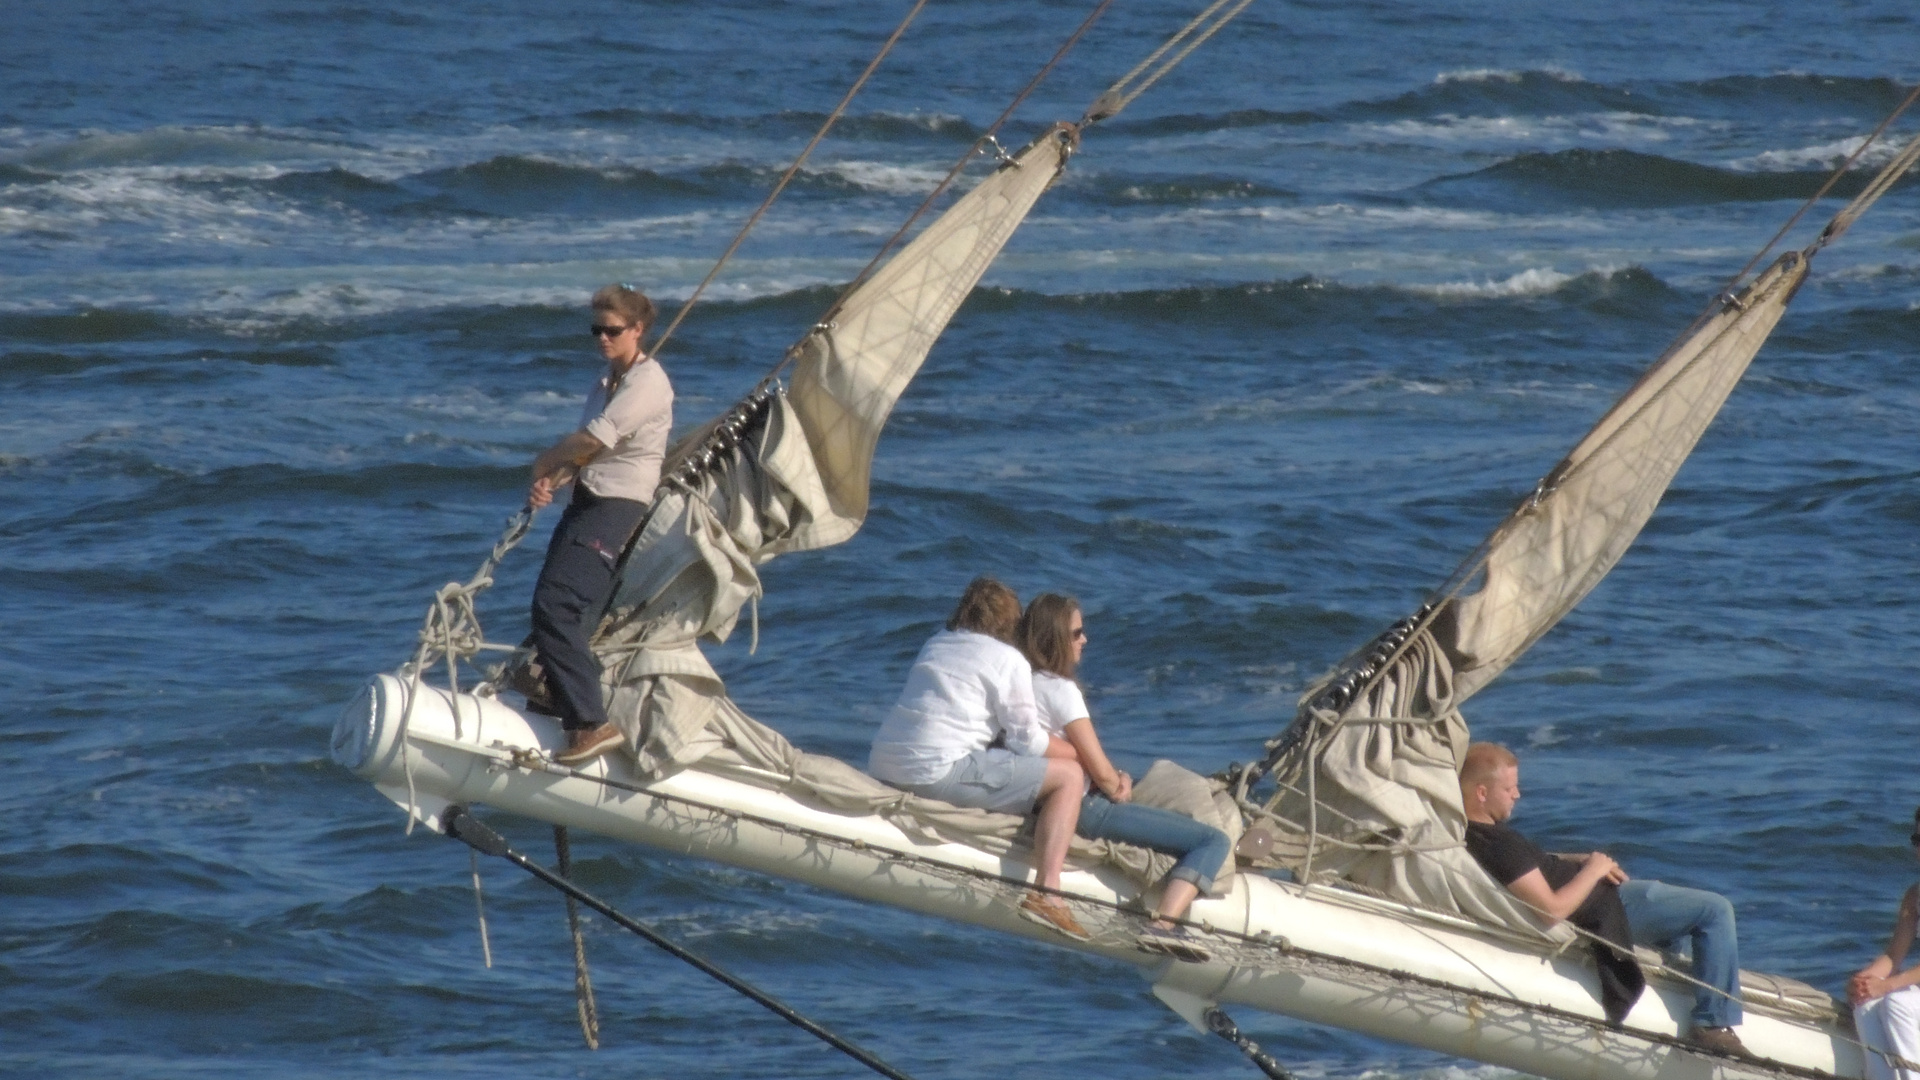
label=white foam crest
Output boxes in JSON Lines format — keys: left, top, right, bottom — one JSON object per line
{"left": 1161, "top": 201, "right": 1586, "bottom": 233}
{"left": 1725, "top": 135, "right": 1906, "bottom": 173}
{"left": 816, "top": 158, "right": 953, "bottom": 196}
{"left": 1417, "top": 266, "right": 1579, "bottom": 297}
{"left": 863, "top": 110, "right": 971, "bottom": 133}
{"left": 0, "top": 172, "right": 314, "bottom": 242}
{"left": 1352, "top": 111, "right": 1712, "bottom": 148}
{"left": 0, "top": 253, "right": 868, "bottom": 323}
{"left": 1434, "top": 66, "right": 1583, "bottom": 85}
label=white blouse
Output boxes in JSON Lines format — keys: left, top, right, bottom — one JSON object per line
{"left": 868, "top": 629, "right": 1050, "bottom": 785}
{"left": 577, "top": 357, "right": 673, "bottom": 502}
{"left": 1032, "top": 671, "right": 1090, "bottom": 738}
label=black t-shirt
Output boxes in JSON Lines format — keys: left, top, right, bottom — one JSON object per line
{"left": 1464, "top": 818, "right": 1646, "bottom": 1024}
{"left": 1465, "top": 820, "right": 1579, "bottom": 891}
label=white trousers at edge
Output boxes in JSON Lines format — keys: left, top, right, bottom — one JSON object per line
{"left": 1857, "top": 984, "right": 1920, "bottom": 1080}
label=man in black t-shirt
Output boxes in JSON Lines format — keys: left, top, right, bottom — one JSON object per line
{"left": 1459, "top": 742, "right": 1748, "bottom": 1056}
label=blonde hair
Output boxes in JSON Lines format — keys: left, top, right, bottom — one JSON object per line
{"left": 1460, "top": 742, "right": 1518, "bottom": 789}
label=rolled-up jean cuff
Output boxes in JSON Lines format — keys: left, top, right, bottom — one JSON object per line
{"left": 1167, "top": 866, "right": 1214, "bottom": 894}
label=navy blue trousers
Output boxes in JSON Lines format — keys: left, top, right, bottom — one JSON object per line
{"left": 529, "top": 487, "right": 648, "bottom": 731}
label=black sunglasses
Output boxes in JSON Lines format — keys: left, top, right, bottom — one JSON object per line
{"left": 589, "top": 323, "right": 633, "bottom": 339}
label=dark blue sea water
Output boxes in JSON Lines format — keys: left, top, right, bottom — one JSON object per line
{"left": 4, "top": 2, "right": 1919, "bottom": 1076}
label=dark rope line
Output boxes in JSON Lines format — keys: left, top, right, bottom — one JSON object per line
{"left": 444, "top": 807, "right": 920, "bottom": 1080}
{"left": 645, "top": 0, "right": 933, "bottom": 365}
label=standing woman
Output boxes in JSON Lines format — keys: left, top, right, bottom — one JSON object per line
{"left": 527, "top": 284, "right": 673, "bottom": 765}
{"left": 1018, "top": 593, "right": 1231, "bottom": 963}
{"left": 1850, "top": 807, "right": 1920, "bottom": 1080}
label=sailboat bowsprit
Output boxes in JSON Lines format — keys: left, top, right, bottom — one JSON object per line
{"left": 333, "top": 18, "right": 1920, "bottom": 1079}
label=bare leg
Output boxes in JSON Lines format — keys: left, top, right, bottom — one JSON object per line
{"left": 1152, "top": 879, "right": 1200, "bottom": 927}
{"left": 1031, "top": 758, "right": 1084, "bottom": 891}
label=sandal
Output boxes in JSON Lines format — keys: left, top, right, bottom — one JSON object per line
{"left": 1019, "top": 892, "right": 1091, "bottom": 941}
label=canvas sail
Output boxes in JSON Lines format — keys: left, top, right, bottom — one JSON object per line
{"left": 1249, "top": 251, "right": 1811, "bottom": 934}
{"left": 584, "top": 126, "right": 1077, "bottom": 777}
{"left": 541, "top": 124, "right": 1243, "bottom": 888}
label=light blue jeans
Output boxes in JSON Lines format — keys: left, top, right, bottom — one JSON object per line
{"left": 1076, "top": 794, "right": 1231, "bottom": 894}
{"left": 1618, "top": 879, "right": 1743, "bottom": 1029}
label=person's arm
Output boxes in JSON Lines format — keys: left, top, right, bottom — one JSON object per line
{"left": 1852, "top": 885, "right": 1920, "bottom": 1004}
{"left": 1503, "top": 852, "right": 1621, "bottom": 924}
{"left": 987, "top": 657, "right": 1051, "bottom": 758}
{"left": 1552, "top": 852, "right": 1629, "bottom": 884}
{"left": 1062, "top": 718, "right": 1130, "bottom": 802}
{"left": 528, "top": 431, "right": 605, "bottom": 508}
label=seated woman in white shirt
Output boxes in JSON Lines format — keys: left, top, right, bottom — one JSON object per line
{"left": 869, "top": 577, "right": 1090, "bottom": 941}
{"left": 1851, "top": 806, "right": 1920, "bottom": 1080}
{"left": 1019, "top": 593, "right": 1231, "bottom": 963}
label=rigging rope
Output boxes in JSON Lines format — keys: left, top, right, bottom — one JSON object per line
{"left": 1817, "top": 125, "right": 1920, "bottom": 250}
{"left": 444, "top": 807, "right": 920, "bottom": 1080}
{"left": 555, "top": 825, "right": 602, "bottom": 1050}
{"left": 1082, "top": 0, "right": 1258, "bottom": 125}
{"left": 1717, "top": 82, "right": 1920, "bottom": 298}
{"left": 786, "top": 0, "right": 1115, "bottom": 356}
{"left": 643, "top": 0, "right": 932, "bottom": 365}
{"left": 394, "top": 506, "right": 536, "bottom": 834}
{"left": 1251, "top": 83, "right": 1920, "bottom": 789}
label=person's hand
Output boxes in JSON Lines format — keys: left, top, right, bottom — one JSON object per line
{"left": 528, "top": 474, "right": 555, "bottom": 510}
{"left": 1581, "top": 851, "right": 1622, "bottom": 883}
{"left": 1111, "top": 771, "right": 1132, "bottom": 803}
{"left": 1852, "top": 971, "right": 1891, "bottom": 1005}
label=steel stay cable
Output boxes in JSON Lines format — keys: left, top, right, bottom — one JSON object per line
{"left": 643, "top": 0, "right": 932, "bottom": 365}
{"left": 443, "top": 807, "right": 919, "bottom": 1080}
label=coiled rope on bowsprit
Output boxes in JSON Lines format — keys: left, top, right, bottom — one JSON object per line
{"left": 393, "top": 506, "right": 536, "bottom": 835}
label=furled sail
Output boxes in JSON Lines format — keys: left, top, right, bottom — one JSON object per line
{"left": 584, "top": 125, "right": 1077, "bottom": 777}
{"left": 1245, "top": 250, "right": 1810, "bottom": 933}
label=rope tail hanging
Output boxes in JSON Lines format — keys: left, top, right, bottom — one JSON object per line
{"left": 445, "top": 808, "right": 921, "bottom": 1080}
{"left": 555, "top": 825, "right": 602, "bottom": 1050}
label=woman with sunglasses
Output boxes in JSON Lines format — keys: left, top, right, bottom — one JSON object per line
{"left": 526, "top": 283, "right": 674, "bottom": 765}
{"left": 1850, "top": 808, "right": 1920, "bottom": 1080}
{"left": 1017, "top": 593, "right": 1231, "bottom": 962}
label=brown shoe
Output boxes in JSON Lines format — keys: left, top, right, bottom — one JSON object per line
{"left": 1688, "top": 1026, "right": 1749, "bottom": 1057}
{"left": 554, "top": 722, "right": 624, "bottom": 766}
{"left": 1019, "top": 892, "right": 1091, "bottom": 941}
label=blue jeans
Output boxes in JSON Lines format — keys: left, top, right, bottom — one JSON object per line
{"left": 1618, "top": 879, "right": 1743, "bottom": 1029}
{"left": 1076, "top": 794, "right": 1231, "bottom": 894}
